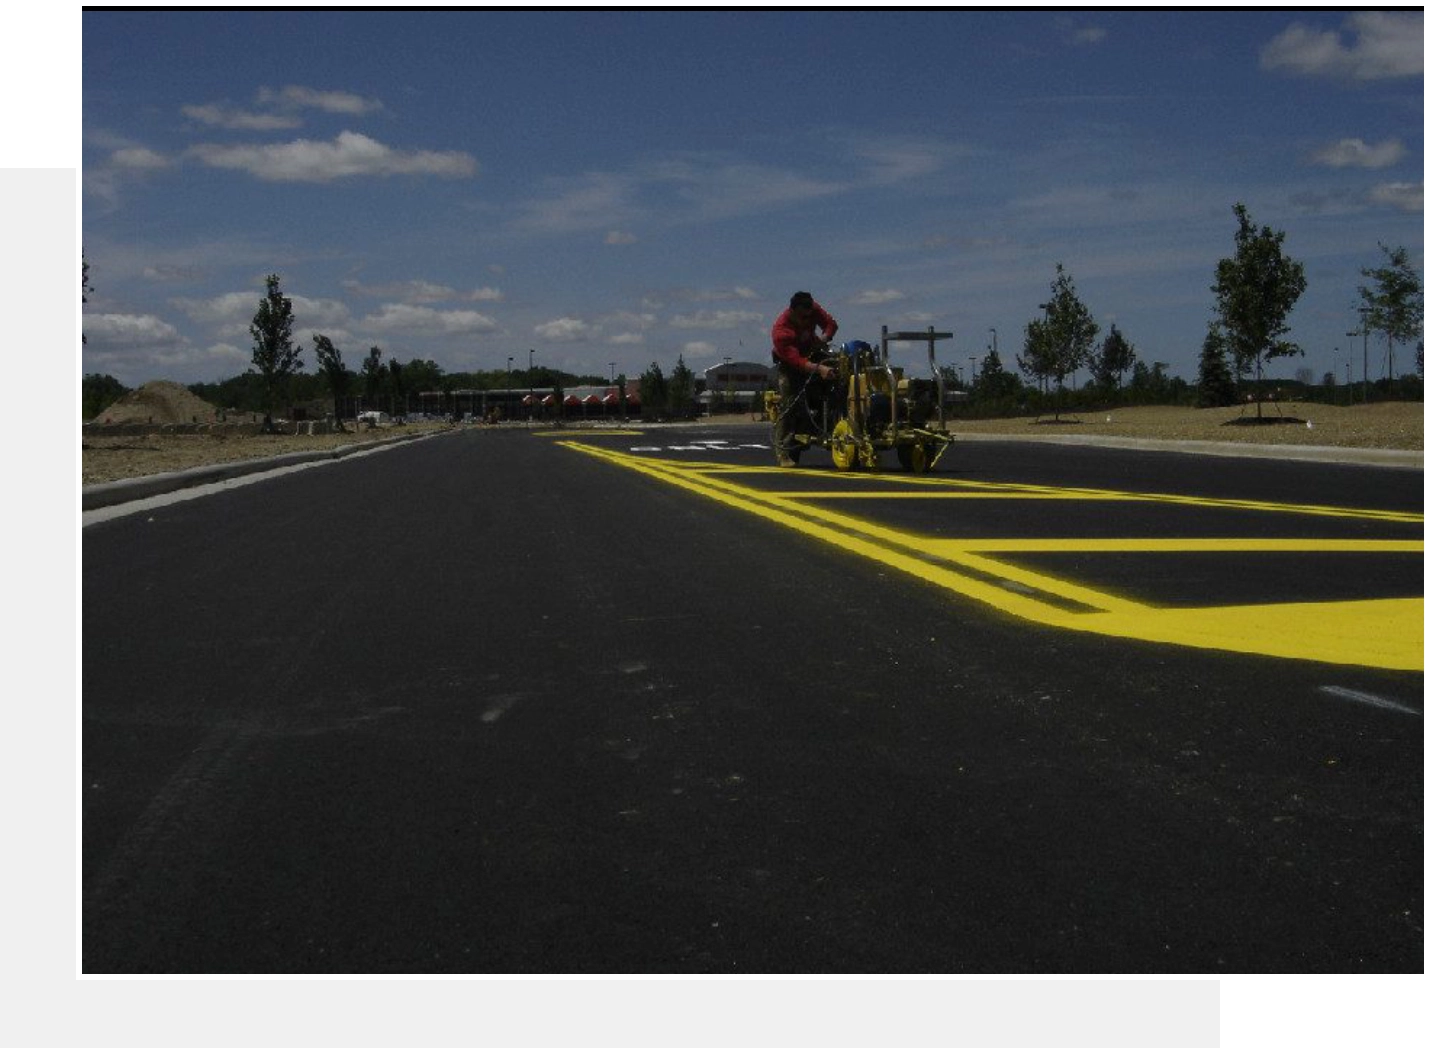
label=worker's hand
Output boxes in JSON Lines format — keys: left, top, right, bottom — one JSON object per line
{"left": 812, "top": 363, "right": 833, "bottom": 381}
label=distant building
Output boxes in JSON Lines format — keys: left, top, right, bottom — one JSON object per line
{"left": 700, "top": 360, "right": 774, "bottom": 414}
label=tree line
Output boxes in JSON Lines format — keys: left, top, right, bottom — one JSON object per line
{"left": 82, "top": 205, "right": 1423, "bottom": 422}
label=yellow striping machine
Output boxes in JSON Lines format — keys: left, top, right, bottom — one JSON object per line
{"left": 768, "top": 325, "right": 957, "bottom": 472}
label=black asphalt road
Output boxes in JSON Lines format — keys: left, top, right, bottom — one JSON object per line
{"left": 82, "top": 427, "right": 1423, "bottom": 973}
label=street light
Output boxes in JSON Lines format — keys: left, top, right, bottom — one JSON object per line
{"left": 1346, "top": 313, "right": 1369, "bottom": 403}
{"left": 528, "top": 349, "right": 535, "bottom": 420}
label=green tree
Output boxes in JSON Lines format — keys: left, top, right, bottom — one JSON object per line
{"left": 668, "top": 355, "right": 696, "bottom": 418}
{"left": 974, "top": 347, "right": 1022, "bottom": 401}
{"left": 249, "top": 274, "right": 302, "bottom": 431}
{"left": 361, "top": 346, "right": 385, "bottom": 407}
{"left": 83, "top": 373, "right": 128, "bottom": 420}
{"left": 639, "top": 361, "right": 667, "bottom": 418}
{"left": 1092, "top": 323, "right": 1136, "bottom": 392}
{"left": 1196, "top": 325, "right": 1237, "bottom": 407}
{"left": 1027, "top": 263, "right": 1099, "bottom": 419}
{"left": 388, "top": 359, "right": 405, "bottom": 416}
{"left": 312, "top": 334, "right": 352, "bottom": 425}
{"left": 401, "top": 358, "right": 444, "bottom": 397}
{"left": 1016, "top": 317, "right": 1052, "bottom": 394}
{"left": 1358, "top": 243, "right": 1423, "bottom": 382}
{"left": 1211, "top": 203, "right": 1307, "bottom": 417}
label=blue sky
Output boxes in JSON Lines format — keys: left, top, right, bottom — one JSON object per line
{"left": 81, "top": 9, "right": 1423, "bottom": 389}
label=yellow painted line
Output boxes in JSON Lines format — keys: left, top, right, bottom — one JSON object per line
{"left": 705, "top": 471, "right": 1422, "bottom": 523}
{"left": 559, "top": 442, "right": 1423, "bottom": 671}
{"left": 925, "top": 538, "right": 1424, "bottom": 554}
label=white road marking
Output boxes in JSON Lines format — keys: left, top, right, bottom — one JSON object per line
{"left": 1317, "top": 685, "right": 1421, "bottom": 716}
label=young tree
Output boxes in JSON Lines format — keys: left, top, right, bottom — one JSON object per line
{"left": 1211, "top": 203, "right": 1306, "bottom": 417}
{"left": 668, "top": 355, "right": 695, "bottom": 418}
{"left": 639, "top": 361, "right": 667, "bottom": 419}
{"left": 1092, "top": 323, "right": 1137, "bottom": 393}
{"left": 1031, "top": 263, "right": 1099, "bottom": 419}
{"left": 1016, "top": 318, "right": 1054, "bottom": 395}
{"left": 249, "top": 273, "right": 302, "bottom": 431}
{"left": 1196, "top": 325, "right": 1237, "bottom": 407}
{"left": 1358, "top": 243, "right": 1423, "bottom": 381}
{"left": 312, "top": 334, "right": 352, "bottom": 426}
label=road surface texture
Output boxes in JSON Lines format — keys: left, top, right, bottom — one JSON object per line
{"left": 83, "top": 427, "right": 1422, "bottom": 973}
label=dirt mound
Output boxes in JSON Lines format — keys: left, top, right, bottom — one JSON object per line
{"left": 97, "top": 380, "right": 223, "bottom": 424}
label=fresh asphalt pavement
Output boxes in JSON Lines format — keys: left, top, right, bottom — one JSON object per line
{"left": 82, "top": 425, "right": 1423, "bottom": 973}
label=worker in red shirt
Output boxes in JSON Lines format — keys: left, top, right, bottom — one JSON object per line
{"left": 771, "top": 291, "right": 839, "bottom": 466}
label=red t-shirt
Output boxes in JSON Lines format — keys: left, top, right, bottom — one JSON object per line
{"left": 771, "top": 303, "right": 838, "bottom": 371}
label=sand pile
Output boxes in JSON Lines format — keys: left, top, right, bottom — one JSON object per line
{"left": 96, "top": 380, "right": 224, "bottom": 424}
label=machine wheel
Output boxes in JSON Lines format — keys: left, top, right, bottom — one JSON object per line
{"left": 897, "top": 442, "right": 933, "bottom": 473}
{"left": 831, "top": 419, "right": 859, "bottom": 471}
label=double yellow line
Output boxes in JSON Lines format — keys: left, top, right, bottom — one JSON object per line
{"left": 561, "top": 442, "right": 1423, "bottom": 672}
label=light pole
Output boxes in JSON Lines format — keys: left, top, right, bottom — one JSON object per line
{"left": 528, "top": 349, "right": 535, "bottom": 420}
{"left": 722, "top": 355, "right": 731, "bottom": 415}
{"left": 1347, "top": 314, "right": 1369, "bottom": 403}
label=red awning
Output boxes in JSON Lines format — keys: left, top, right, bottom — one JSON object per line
{"left": 541, "top": 394, "right": 557, "bottom": 405}
{"left": 583, "top": 394, "right": 602, "bottom": 405}
{"left": 602, "top": 392, "right": 619, "bottom": 405}
{"left": 521, "top": 394, "right": 535, "bottom": 405}
{"left": 564, "top": 395, "right": 581, "bottom": 406}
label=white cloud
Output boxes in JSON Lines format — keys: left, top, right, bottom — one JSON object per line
{"left": 342, "top": 279, "right": 504, "bottom": 304}
{"left": 1070, "top": 27, "right": 1107, "bottom": 46}
{"left": 256, "top": 86, "right": 384, "bottom": 115}
{"left": 188, "top": 131, "right": 478, "bottom": 183}
{"left": 83, "top": 312, "right": 183, "bottom": 346}
{"left": 362, "top": 303, "right": 500, "bottom": 336}
{"left": 605, "top": 230, "right": 638, "bottom": 245}
{"left": 1309, "top": 138, "right": 1406, "bottom": 169}
{"left": 171, "top": 290, "right": 351, "bottom": 337}
{"left": 601, "top": 311, "right": 657, "bottom": 330}
{"left": 1261, "top": 12, "right": 1423, "bottom": 80}
{"left": 679, "top": 341, "right": 720, "bottom": 360}
{"left": 654, "top": 157, "right": 843, "bottom": 222}
{"left": 84, "top": 339, "right": 252, "bottom": 386}
{"left": 181, "top": 104, "right": 302, "bottom": 131}
{"left": 850, "top": 289, "right": 906, "bottom": 306}
{"left": 171, "top": 291, "right": 259, "bottom": 327}
{"left": 510, "top": 173, "right": 642, "bottom": 235}
{"left": 1368, "top": 182, "right": 1423, "bottom": 213}
{"left": 670, "top": 309, "right": 763, "bottom": 329}
{"left": 111, "top": 147, "right": 171, "bottom": 171}
{"left": 534, "top": 317, "right": 596, "bottom": 342}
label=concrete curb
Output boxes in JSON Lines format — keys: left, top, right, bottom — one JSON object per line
{"left": 82, "top": 431, "right": 436, "bottom": 510}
